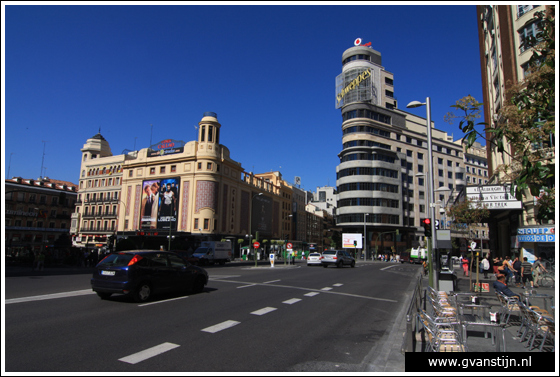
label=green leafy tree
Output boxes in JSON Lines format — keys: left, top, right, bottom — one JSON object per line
{"left": 447, "top": 197, "right": 490, "bottom": 292}
{"left": 446, "top": 7, "right": 555, "bottom": 223}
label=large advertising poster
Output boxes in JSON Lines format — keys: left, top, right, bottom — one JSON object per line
{"left": 252, "top": 194, "right": 272, "bottom": 238}
{"left": 140, "top": 177, "right": 180, "bottom": 230}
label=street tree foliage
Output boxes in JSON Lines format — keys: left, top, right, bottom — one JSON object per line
{"left": 445, "top": 7, "right": 555, "bottom": 224}
{"left": 446, "top": 196, "right": 490, "bottom": 291}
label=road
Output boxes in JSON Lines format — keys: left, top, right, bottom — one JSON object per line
{"left": 4, "top": 261, "right": 421, "bottom": 372}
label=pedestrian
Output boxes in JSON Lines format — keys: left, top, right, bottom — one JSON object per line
{"left": 520, "top": 257, "right": 534, "bottom": 289}
{"left": 481, "top": 255, "right": 490, "bottom": 279}
{"left": 461, "top": 254, "right": 469, "bottom": 276}
{"left": 512, "top": 256, "right": 522, "bottom": 286}
{"left": 32, "top": 252, "right": 39, "bottom": 271}
{"left": 532, "top": 256, "right": 548, "bottom": 288}
{"left": 492, "top": 257, "right": 501, "bottom": 276}
{"left": 37, "top": 252, "right": 45, "bottom": 271}
{"left": 504, "top": 256, "right": 516, "bottom": 285}
{"left": 291, "top": 251, "right": 296, "bottom": 265}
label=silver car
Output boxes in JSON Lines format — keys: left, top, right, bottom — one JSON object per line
{"left": 306, "top": 252, "right": 322, "bottom": 266}
{"left": 321, "top": 250, "right": 355, "bottom": 268}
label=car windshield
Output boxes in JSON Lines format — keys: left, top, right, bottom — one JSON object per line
{"left": 309, "top": 253, "right": 320, "bottom": 256}
{"left": 322, "top": 251, "right": 335, "bottom": 255}
{"left": 97, "top": 253, "right": 135, "bottom": 267}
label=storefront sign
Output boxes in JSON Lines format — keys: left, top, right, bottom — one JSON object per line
{"left": 466, "top": 185, "right": 522, "bottom": 210}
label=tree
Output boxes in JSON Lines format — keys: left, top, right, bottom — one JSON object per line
{"left": 446, "top": 7, "right": 555, "bottom": 223}
{"left": 446, "top": 197, "right": 490, "bottom": 292}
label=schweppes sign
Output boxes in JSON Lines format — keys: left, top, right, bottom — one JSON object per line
{"left": 336, "top": 68, "right": 371, "bottom": 105}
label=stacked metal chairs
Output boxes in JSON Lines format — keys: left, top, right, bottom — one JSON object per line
{"left": 517, "top": 301, "right": 555, "bottom": 351}
{"left": 417, "top": 309, "right": 468, "bottom": 352}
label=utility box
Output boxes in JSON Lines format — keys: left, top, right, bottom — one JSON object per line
{"left": 439, "top": 270, "right": 457, "bottom": 293}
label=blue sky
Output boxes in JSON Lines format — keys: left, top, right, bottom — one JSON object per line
{"left": 3, "top": 3, "right": 484, "bottom": 191}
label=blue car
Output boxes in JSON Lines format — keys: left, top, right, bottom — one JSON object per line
{"left": 91, "top": 250, "right": 208, "bottom": 302}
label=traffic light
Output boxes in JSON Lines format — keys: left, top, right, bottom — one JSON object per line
{"left": 421, "top": 218, "right": 432, "bottom": 237}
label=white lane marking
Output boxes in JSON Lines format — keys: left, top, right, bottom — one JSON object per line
{"left": 251, "top": 307, "right": 277, "bottom": 316}
{"left": 209, "top": 275, "right": 241, "bottom": 280}
{"left": 263, "top": 279, "right": 281, "bottom": 284}
{"left": 304, "top": 292, "right": 320, "bottom": 297}
{"left": 138, "top": 296, "right": 188, "bottom": 307}
{"left": 210, "top": 279, "right": 398, "bottom": 303}
{"left": 380, "top": 265, "right": 398, "bottom": 271}
{"left": 321, "top": 287, "right": 333, "bottom": 291}
{"left": 201, "top": 320, "right": 241, "bottom": 333}
{"left": 236, "top": 284, "right": 256, "bottom": 289}
{"left": 119, "top": 342, "right": 180, "bottom": 364}
{"left": 283, "top": 298, "right": 301, "bottom": 305}
{"left": 5, "top": 289, "right": 95, "bottom": 304}
{"left": 333, "top": 283, "right": 343, "bottom": 287}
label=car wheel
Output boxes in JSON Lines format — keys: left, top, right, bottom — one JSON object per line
{"left": 133, "top": 282, "right": 152, "bottom": 302}
{"left": 336, "top": 261, "right": 342, "bottom": 268}
{"left": 351, "top": 261, "right": 355, "bottom": 268}
{"left": 97, "top": 292, "right": 112, "bottom": 300}
{"left": 192, "top": 276, "right": 206, "bottom": 294}
{"left": 323, "top": 264, "right": 328, "bottom": 268}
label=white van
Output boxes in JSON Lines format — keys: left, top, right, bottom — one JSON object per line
{"left": 193, "top": 241, "right": 232, "bottom": 265}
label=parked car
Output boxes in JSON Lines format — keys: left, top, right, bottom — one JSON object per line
{"left": 307, "top": 252, "right": 322, "bottom": 266}
{"left": 170, "top": 249, "right": 200, "bottom": 265}
{"left": 321, "top": 250, "right": 355, "bottom": 268}
{"left": 91, "top": 250, "right": 208, "bottom": 302}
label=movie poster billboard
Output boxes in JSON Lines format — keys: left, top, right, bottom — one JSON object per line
{"left": 251, "top": 194, "right": 272, "bottom": 238}
{"left": 140, "top": 177, "right": 180, "bottom": 230}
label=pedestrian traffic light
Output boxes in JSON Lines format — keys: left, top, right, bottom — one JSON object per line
{"left": 421, "top": 218, "right": 432, "bottom": 237}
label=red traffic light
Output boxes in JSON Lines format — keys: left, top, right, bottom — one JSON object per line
{"left": 422, "top": 218, "right": 431, "bottom": 225}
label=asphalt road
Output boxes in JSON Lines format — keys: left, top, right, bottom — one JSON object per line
{"left": 5, "top": 261, "right": 420, "bottom": 372}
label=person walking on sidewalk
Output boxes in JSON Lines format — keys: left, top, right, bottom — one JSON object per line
{"left": 481, "top": 255, "right": 490, "bottom": 279}
{"left": 512, "top": 256, "right": 522, "bottom": 286}
{"left": 460, "top": 254, "right": 469, "bottom": 276}
{"left": 504, "top": 256, "right": 516, "bottom": 285}
{"left": 521, "top": 257, "right": 534, "bottom": 289}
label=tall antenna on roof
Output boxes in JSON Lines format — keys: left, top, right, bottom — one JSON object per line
{"left": 40, "top": 140, "right": 48, "bottom": 180}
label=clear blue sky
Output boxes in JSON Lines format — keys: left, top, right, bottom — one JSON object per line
{"left": 3, "top": 3, "right": 484, "bottom": 191}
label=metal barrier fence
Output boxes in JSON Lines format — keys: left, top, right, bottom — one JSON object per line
{"left": 400, "top": 274, "right": 424, "bottom": 353}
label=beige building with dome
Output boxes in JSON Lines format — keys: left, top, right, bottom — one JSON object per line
{"left": 72, "top": 112, "right": 290, "bottom": 253}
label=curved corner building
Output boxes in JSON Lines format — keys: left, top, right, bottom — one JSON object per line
{"left": 335, "top": 45, "right": 403, "bottom": 241}
{"left": 334, "top": 42, "right": 467, "bottom": 257}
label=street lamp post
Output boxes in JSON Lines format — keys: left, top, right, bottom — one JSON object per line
{"left": 363, "top": 213, "right": 369, "bottom": 260}
{"left": 250, "top": 193, "right": 263, "bottom": 268}
{"left": 407, "top": 97, "right": 437, "bottom": 289}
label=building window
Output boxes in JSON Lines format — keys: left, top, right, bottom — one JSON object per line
{"left": 519, "top": 22, "right": 541, "bottom": 52}
{"left": 407, "top": 150, "right": 412, "bottom": 157}
{"left": 129, "top": 170, "right": 133, "bottom": 177}
{"left": 385, "top": 77, "right": 393, "bottom": 86}
{"left": 203, "top": 219, "right": 209, "bottom": 230}
{"left": 201, "top": 126, "right": 205, "bottom": 142}
{"left": 171, "top": 165, "right": 176, "bottom": 173}
{"left": 198, "top": 162, "right": 202, "bottom": 170}
{"left": 150, "top": 168, "right": 155, "bottom": 175}
{"left": 194, "top": 218, "right": 199, "bottom": 229}
{"left": 517, "top": 5, "right": 537, "bottom": 18}
{"left": 207, "top": 162, "right": 212, "bottom": 170}
{"left": 208, "top": 126, "right": 213, "bottom": 142}
{"left": 160, "top": 166, "right": 165, "bottom": 174}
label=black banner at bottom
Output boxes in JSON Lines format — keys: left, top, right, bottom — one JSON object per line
{"left": 405, "top": 352, "right": 556, "bottom": 372}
